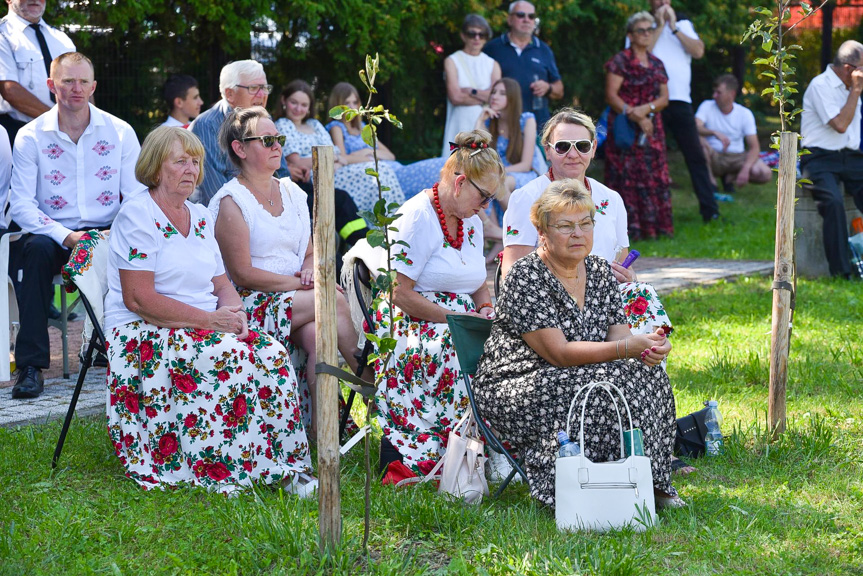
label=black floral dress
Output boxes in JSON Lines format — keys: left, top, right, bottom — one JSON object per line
{"left": 473, "top": 253, "right": 677, "bottom": 506}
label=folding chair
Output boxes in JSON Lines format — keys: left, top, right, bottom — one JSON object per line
{"left": 52, "top": 231, "right": 109, "bottom": 469}
{"left": 446, "top": 314, "right": 527, "bottom": 496}
{"left": 338, "top": 258, "right": 376, "bottom": 440}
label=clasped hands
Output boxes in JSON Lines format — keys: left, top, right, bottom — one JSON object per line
{"left": 210, "top": 305, "right": 249, "bottom": 341}
{"left": 627, "top": 328, "right": 671, "bottom": 367}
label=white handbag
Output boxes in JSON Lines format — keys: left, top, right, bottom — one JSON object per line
{"left": 420, "top": 408, "right": 489, "bottom": 504}
{"left": 555, "top": 381, "right": 657, "bottom": 532}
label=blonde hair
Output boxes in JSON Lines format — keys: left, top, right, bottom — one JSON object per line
{"left": 540, "top": 107, "right": 596, "bottom": 147}
{"left": 136, "top": 127, "right": 205, "bottom": 189}
{"left": 219, "top": 106, "right": 269, "bottom": 168}
{"left": 530, "top": 178, "right": 595, "bottom": 234}
{"left": 442, "top": 130, "right": 507, "bottom": 195}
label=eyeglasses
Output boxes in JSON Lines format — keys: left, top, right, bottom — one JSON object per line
{"left": 632, "top": 26, "right": 655, "bottom": 35}
{"left": 236, "top": 84, "right": 273, "bottom": 95}
{"left": 464, "top": 30, "right": 488, "bottom": 39}
{"left": 458, "top": 173, "right": 495, "bottom": 206}
{"left": 552, "top": 139, "right": 593, "bottom": 155}
{"left": 550, "top": 220, "right": 595, "bottom": 235}
{"left": 512, "top": 11, "right": 536, "bottom": 19}
{"left": 241, "top": 134, "right": 286, "bottom": 148}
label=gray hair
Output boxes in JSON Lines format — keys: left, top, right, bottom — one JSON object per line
{"left": 626, "top": 11, "right": 656, "bottom": 34}
{"left": 834, "top": 40, "right": 863, "bottom": 67}
{"left": 508, "top": 1, "right": 535, "bottom": 14}
{"left": 219, "top": 60, "right": 265, "bottom": 99}
{"left": 462, "top": 13, "right": 492, "bottom": 38}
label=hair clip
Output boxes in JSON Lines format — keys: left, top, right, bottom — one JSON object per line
{"left": 449, "top": 141, "right": 489, "bottom": 156}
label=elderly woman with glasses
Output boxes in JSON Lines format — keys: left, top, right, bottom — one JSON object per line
{"left": 209, "top": 107, "right": 367, "bottom": 435}
{"left": 474, "top": 180, "right": 682, "bottom": 509}
{"left": 374, "top": 130, "right": 506, "bottom": 476}
{"left": 441, "top": 13, "right": 501, "bottom": 157}
{"left": 105, "top": 127, "right": 314, "bottom": 495}
{"left": 503, "top": 108, "right": 673, "bottom": 336}
{"left": 604, "top": 11, "right": 672, "bottom": 240}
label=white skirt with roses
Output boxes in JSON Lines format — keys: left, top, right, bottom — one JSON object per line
{"left": 106, "top": 320, "right": 312, "bottom": 492}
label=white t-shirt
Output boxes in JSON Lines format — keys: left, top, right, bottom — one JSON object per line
{"left": 502, "top": 175, "right": 629, "bottom": 262}
{"left": 651, "top": 19, "right": 699, "bottom": 103}
{"left": 209, "top": 177, "right": 310, "bottom": 277}
{"left": 386, "top": 192, "right": 486, "bottom": 294}
{"left": 801, "top": 66, "right": 862, "bottom": 151}
{"left": 105, "top": 193, "right": 226, "bottom": 330}
{"left": 695, "top": 100, "right": 757, "bottom": 154}
{"left": 161, "top": 116, "right": 185, "bottom": 128}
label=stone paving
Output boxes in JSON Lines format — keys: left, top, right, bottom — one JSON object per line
{"left": 2, "top": 256, "right": 773, "bottom": 429}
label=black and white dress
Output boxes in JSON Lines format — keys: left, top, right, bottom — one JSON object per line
{"left": 473, "top": 252, "right": 677, "bottom": 506}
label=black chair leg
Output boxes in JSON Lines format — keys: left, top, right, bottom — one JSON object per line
{"left": 493, "top": 465, "right": 519, "bottom": 498}
{"left": 52, "top": 336, "right": 95, "bottom": 469}
{"left": 339, "top": 389, "right": 356, "bottom": 441}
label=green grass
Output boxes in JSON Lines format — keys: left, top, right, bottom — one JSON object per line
{"left": 2, "top": 157, "right": 862, "bottom": 575}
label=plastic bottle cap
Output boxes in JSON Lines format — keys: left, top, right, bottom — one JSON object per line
{"left": 708, "top": 400, "right": 718, "bottom": 407}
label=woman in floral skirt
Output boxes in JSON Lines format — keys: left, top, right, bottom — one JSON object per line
{"left": 374, "top": 129, "right": 505, "bottom": 474}
{"left": 104, "top": 126, "right": 315, "bottom": 495}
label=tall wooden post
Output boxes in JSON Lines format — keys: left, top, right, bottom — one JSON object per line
{"left": 312, "top": 146, "right": 341, "bottom": 545}
{"left": 769, "top": 132, "right": 796, "bottom": 438}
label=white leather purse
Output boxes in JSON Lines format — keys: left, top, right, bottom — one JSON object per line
{"left": 555, "top": 381, "right": 657, "bottom": 532}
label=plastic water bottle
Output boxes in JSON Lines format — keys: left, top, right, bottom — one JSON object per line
{"left": 532, "top": 74, "right": 545, "bottom": 113}
{"left": 704, "top": 400, "right": 724, "bottom": 456}
{"left": 557, "top": 431, "right": 581, "bottom": 458}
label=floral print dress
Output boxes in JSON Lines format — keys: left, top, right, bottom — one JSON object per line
{"left": 473, "top": 253, "right": 677, "bottom": 506}
{"left": 604, "top": 49, "right": 673, "bottom": 240}
{"left": 372, "top": 192, "right": 486, "bottom": 473}
{"left": 104, "top": 193, "right": 311, "bottom": 492}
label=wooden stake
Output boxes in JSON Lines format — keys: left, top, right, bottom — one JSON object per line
{"left": 769, "top": 132, "right": 796, "bottom": 438}
{"left": 312, "top": 145, "right": 341, "bottom": 545}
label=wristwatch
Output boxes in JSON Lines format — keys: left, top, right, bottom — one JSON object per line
{"left": 649, "top": 103, "right": 656, "bottom": 113}
{"left": 471, "top": 88, "right": 478, "bottom": 96}
{"left": 672, "top": 28, "right": 679, "bottom": 35}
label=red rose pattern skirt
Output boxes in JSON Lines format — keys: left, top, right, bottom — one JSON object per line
{"left": 106, "top": 320, "right": 312, "bottom": 492}
{"left": 373, "top": 291, "right": 474, "bottom": 474}
{"left": 238, "top": 288, "right": 359, "bottom": 435}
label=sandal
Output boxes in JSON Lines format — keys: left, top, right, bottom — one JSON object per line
{"left": 282, "top": 472, "right": 319, "bottom": 499}
{"left": 671, "top": 457, "right": 696, "bottom": 475}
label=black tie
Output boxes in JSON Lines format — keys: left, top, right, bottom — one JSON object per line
{"left": 29, "top": 23, "right": 55, "bottom": 103}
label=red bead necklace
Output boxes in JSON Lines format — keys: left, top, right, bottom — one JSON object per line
{"left": 547, "top": 167, "right": 591, "bottom": 192}
{"left": 432, "top": 182, "right": 464, "bottom": 249}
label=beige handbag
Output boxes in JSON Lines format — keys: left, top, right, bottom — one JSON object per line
{"left": 421, "top": 408, "right": 489, "bottom": 504}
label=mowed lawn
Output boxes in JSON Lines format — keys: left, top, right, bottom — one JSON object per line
{"left": 1, "top": 151, "right": 861, "bottom": 575}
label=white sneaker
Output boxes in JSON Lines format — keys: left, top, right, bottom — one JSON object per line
{"left": 486, "top": 451, "right": 521, "bottom": 483}
{"left": 282, "top": 472, "right": 319, "bottom": 498}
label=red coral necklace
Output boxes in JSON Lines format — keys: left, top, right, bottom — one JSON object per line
{"left": 432, "top": 182, "right": 464, "bottom": 249}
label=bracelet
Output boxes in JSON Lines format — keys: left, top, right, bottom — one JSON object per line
{"left": 477, "top": 302, "right": 494, "bottom": 311}
{"left": 616, "top": 339, "right": 622, "bottom": 360}
{"left": 624, "top": 338, "right": 629, "bottom": 359}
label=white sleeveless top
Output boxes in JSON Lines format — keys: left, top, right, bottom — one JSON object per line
{"left": 209, "top": 177, "right": 311, "bottom": 277}
{"left": 441, "top": 50, "right": 496, "bottom": 157}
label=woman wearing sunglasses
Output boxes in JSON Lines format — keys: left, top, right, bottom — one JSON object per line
{"left": 209, "top": 107, "right": 368, "bottom": 436}
{"left": 274, "top": 79, "right": 404, "bottom": 213}
{"left": 502, "top": 108, "right": 674, "bottom": 338}
{"left": 604, "top": 11, "right": 672, "bottom": 240}
{"left": 441, "top": 14, "right": 501, "bottom": 157}
{"left": 373, "top": 130, "right": 505, "bottom": 477}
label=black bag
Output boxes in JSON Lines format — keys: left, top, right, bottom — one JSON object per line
{"left": 674, "top": 406, "right": 710, "bottom": 458}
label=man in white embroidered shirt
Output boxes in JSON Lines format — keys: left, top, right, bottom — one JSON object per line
{"left": 800, "top": 40, "right": 863, "bottom": 278}
{"left": 9, "top": 52, "right": 145, "bottom": 398}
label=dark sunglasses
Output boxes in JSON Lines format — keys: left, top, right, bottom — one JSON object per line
{"left": 464, "top": 30, "right": 488, "bottom": 39}
{"left": 241, "top": 134, "right": 286, "bottom": 148}
{"left": 552, "top": 139, "right": 593, "bottom": 155}
{"left": 512, "top": 11, "right": 536, "bottom": 19}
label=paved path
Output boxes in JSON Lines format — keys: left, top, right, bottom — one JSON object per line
{"left": 2, "top": 257, "right": 773, "bottom": 429}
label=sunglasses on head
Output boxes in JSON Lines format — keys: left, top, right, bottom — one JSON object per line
{"left": 464, "top": 30, "right": 488, "bottom": 39}
{"left": 512, "top": 11, "right": 536, "bottom": 19}
{"left": 552, "top": 139, "right": 593, "bottom": 155}
{"left": 241, "top": 134, "right": 287, "bottom": 148}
